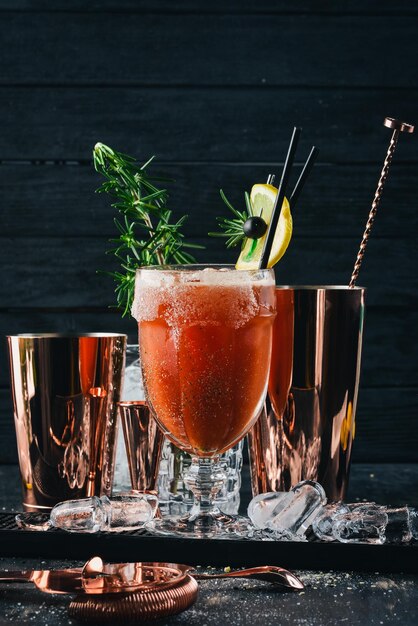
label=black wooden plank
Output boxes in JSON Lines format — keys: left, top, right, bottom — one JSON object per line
{"left": 0, "top": 88, "right": 416, "bottom": 162}
{"left": 1, "top": 162, "right": 417, "bottom": 239}
{"left": 360, "top": 307, "right": 418, "bottom": 388}
{"left": 0, "top": 1, "right": 416, "bottom": 15}
{"left": 353, "top": 388, "right": 418, "bottom": 464}
{"left": 0, "top": 391, "right": 16, "bottom": 463}
{"left": 346, "top": 463, "right": 418, "bottom": 506}
{"left": 1, "top": 14, "right": 417, "bottom": 87}
{"left": 0, "top": 382, "right": 417, "bottom": 464}
{"left": 0, "top": 306, "right": 417, "bottom": 389}
{"left": 0, "top": 236, "right": 416, "bottom": 308}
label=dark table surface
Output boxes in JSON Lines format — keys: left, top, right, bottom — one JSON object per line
{"left": 0, "top": 463, "right": 417, "bottom": 626}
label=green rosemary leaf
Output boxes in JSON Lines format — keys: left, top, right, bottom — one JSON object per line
{"left": 132, "top": 200, "right": 165, "bottom": 213}
{"left": 174, "top": 214, "right": 188, "bottom": 226}
{"left": 173, "top": 250, "right": 195, "bottom": 264}
{"left": 139, "top": 189, "right": 167, "bottom": 203}
{"left": 207, "top": 231, "right": 230, "bottom": 238}
{"left": 140, "top": 155, "right": 156, "bottom": 170}
{"left": 219, "top": 189, "right": 243, "bottom": 219}
{"left": 227, "top": 234, "right": 245, "bottom": 247}
{"left": 113, "top": 218, "right": 126, "bottom": 234}
{"left": 182, "top": 242, "right": 206, "bottom": 249}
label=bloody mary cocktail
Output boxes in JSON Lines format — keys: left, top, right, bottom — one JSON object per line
{"left": 133, "top": 266, "right": 276, "bottom": 457}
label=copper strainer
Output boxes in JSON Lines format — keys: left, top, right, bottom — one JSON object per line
{"left": 69, "top": 559, "right": 198, "bottom": 622}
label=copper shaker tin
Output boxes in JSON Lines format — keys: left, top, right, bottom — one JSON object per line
{"left": 7, "top": 333, "right": 126, "bottom": 511}
{"left": 248, "top": 286, "right": 365, "bottom": 501}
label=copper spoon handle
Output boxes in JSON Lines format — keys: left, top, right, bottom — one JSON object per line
{"left": 194, "top": 566, "right": 304, "bottom": 590}
{"left": 0, "top": 571, "right": 33, "bottom": 583}
{"left": 349, "top": 116, "right": 414, "bottom": 288}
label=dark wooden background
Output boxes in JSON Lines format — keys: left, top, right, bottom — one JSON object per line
{"left": 0, "top": 2, "right": 417, "bottom": 464}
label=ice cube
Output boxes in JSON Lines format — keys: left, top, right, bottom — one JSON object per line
{"left": 311, "top": 502, "right": 383, "bottom": 542}
{"left": 312, "top": 502, "right": 350, "bottom": 542}
{"left": 248, "top": 491, "right": 290, "bottom": 529}
{"left": 108, "top": 493, "right": 158, "bottom": 530}
{"left": 50, "top": 493, "right": 158, "bottom": 533}
{"left": 15, "top": 512, "right": 52, "bottom": 532}
{"left": 333, "top": 506, "right": 416, "bottom": 544}
{"left": 50, "top": 496, "right": 108, "bottom": 533}
{"left": 248, "top": 480, "right": 327, "bottom": 538}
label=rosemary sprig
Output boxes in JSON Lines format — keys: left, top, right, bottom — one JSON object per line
{"left": 93, "top": 142, "right": 203, "bottom": 316}
{"left": 208, "top": 189, "right": 251, "bottom": 248}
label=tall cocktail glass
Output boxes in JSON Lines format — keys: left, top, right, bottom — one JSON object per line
{"left": 132, "top": 264, "right": 276, "bottom": 537}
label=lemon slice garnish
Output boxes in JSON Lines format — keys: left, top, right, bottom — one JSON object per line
{"left": 236, "top": 184, "right": 293, "bottom": 270}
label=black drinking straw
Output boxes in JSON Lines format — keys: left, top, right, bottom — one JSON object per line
{"left": 258, "top": 127, "right": 301, "bottom": 270}
{"left": 289, "top": 146, "right": 319, "bottom": 210}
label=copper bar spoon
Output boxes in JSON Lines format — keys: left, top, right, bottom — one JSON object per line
{"left": 193, "top": 565, "right": 304, "bottom": 590}
{"left": 349, "top": 116, "right": 414, "bottom": 288}
{"left": 0, "top": 560, "right": 304, "bottom": 594}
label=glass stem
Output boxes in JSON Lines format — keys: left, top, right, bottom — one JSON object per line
{"left": 183, "top": 456, "right": 226, "bottom": 520}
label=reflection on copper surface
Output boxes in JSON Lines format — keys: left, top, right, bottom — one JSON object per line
{"left": 268, "top": 289, "right": 294, "bottom": 419}
{"left": 86, "top": 387, "right": 108, "bottom": 497}
{"left": 69, "top": 575, "right": 198, "bottom": 622}
{"left": 118, "top": 401, "right": 164, "bottom": 493}
{"left": 7, "top": 334, "right": 126, "bottom": 511}
{"left": 248, "top": 287, "right": 365, "bottom": 501}
{"left": 79, "top": 337, "right": 99, "bottom": 395}
{"left": 0, "top": 566, "right": 90, "bottom": 595}
{"left": 81, "top": 559, "right": 192, "bottom": 594}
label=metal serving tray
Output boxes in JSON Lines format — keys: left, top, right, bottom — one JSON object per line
{"left": 0, "top": 513, "right": 416, "bottom": 574}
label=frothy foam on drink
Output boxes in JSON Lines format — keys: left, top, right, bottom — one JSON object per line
{"left": 132, "top": 268, "right": 273, "bottom": 329}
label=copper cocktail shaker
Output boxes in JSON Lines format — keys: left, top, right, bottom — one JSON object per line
{"left": 7, "top": 333, "right": 126, "bottom": 511}
{"left": 248, "top": 286, "right": 365, "bottom": 501}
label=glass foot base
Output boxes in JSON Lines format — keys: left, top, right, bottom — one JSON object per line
{"left": 147, "top": 512, "right": 253, "bottom": 539}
